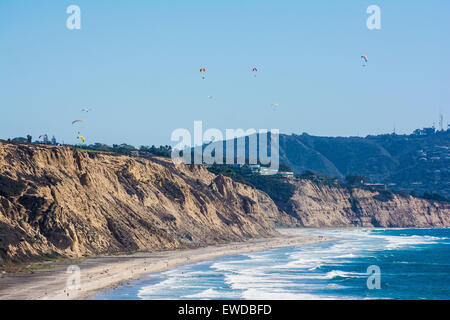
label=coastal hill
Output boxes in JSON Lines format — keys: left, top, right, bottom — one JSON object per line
{"left": 284, "top": 178, "right": 449, "bottom": 227}
{"left": 196, "top": 128, "right": 449, "bottom": 198}
{"left": 208, "top": 166, "right": 450, "bottom": 228}
{"left": 0, "top": 141, "right": 294, "bottom": 265}
{"left": 279, "top": 129, "right": 450, "bottom": 198}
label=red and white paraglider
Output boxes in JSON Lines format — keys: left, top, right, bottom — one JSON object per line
{"left": 200, "top": 67, "right": 206, "bottom": 79}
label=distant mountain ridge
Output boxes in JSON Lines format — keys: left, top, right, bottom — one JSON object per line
{"left": 197, "top": 129, "right": 449, "bottom": 198}
{"left": 279, "top": 130, "right": 449, "bottom": 197}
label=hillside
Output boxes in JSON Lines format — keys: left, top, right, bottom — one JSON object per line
{"left": 207, "top": 166, "right": 450, "bottom": 228}
{"left": 284, "top": 179, "right": 450, "bottom": 228}
{"left": 279, "top": 130, "right": 450, "bottom": 197}
{"left": 0, "top": 141, "right": 294, "bottom": 265}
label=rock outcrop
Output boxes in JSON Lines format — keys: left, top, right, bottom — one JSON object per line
{"left": 0, "top": 142, "right": 290, "bottom": 264}
{"left": 285, "top": 179, "right": 449, "bottom": 227}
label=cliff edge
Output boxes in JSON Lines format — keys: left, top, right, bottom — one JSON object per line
{"left": 285, "top": 179, "right": 449, "bottom": 227}
{"left": 0, "top": 142, "right": 291, "bottom": 265}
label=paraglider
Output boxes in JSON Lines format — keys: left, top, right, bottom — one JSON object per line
{"left": 200, "top": 67, "right": 206, "bottom": 79}
{"left": 252, "top": 67, "right": 258, "bottom": 77}
{"left": 72, "top": 120, "right": 86, "bottom": 144}
{"left": 270, "top": 103, "right": 279, "bottom": 111}
{"left": 39, "top": 134, "right": 48, "bottom": 140}
{"left": 81, "top": 108, "right": 92, "bottom": 112}
{"left": 208, "top": 96, "right": 213, "bottom": 99}
{"left": 361, "top": 55, "right": 368, "bottom": 67}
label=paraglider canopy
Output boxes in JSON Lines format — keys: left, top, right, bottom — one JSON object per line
{"left": 361, "top": 55, "right": 368, "bottom": 66}
{"left": 77, "top": 136, "right": 86, "bottom": 143}
{"left": 72, "top": 120, "right": 84, "bottom": 125}
{"left": 200, "top": 67, "right": 206, "bottom": 79}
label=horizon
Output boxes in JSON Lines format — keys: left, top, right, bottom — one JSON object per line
{"left": 3, "top": 123, "right": 447, "bottom": 148}
{"left": 1, "top": 1, "right": 449, "bottom": 146}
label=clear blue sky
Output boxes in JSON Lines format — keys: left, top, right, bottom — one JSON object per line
{"left": 1, "top": 0, "right": 449, "bottom": 146}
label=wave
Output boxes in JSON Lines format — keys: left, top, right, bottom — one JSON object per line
{"left": 323, "top": 270, "right": 366, "bottom": 279}
{"left": 183, "top": 288, "right": 239, "bottom": 299}
{"left": 96, "top": 228, "right": 449, "bottom": 300}
{"left": 240, "top": 288, "right": 340, "bottom": 300}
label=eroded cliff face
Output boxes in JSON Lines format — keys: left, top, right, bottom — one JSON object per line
{"left": 1, "top": 142, "right": 447, "bottom": 265}
{"left": 285, "top": 179, "right": 450, "bottom": 228}
{"left": 0, "top": 142, "right": 291, "bottom": 264}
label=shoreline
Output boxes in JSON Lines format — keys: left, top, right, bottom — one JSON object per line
{"left": 0, "top": 229, "right": 331, "bottom": 300}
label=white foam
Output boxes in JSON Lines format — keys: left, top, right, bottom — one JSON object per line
{"left": 183, "top": 288, "right": 239, "bottom": 299}
{"left": 240, "top": 288, "right": 337, "bottom": 300}
{"left": 323, "top": 270, "right": 365, "bottom": 279}
{"left": 130, "top": 228, "right": 447, "bottom": 300}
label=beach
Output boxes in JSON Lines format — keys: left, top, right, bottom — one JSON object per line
{"left": 0, "top": 229, "right": 328, "bottom": 300}
{"left": 96, "top": 228, "right": 450, "bottom": 300}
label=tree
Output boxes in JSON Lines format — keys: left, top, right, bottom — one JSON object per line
{"left": 345, "top": 175, "right": 367, "bottom": 185}
{"left": 12, "top": 137, "right": 27, "bottom": 143}
{"left": 279, "top": 163, "right": 292, "bottom": 172}
{"left": 26, "top": 135, "right": 32, "bottom": 143}
{"left": 112, "top": 144, "right": 136, "bottom": 155}
{"left": 423, "top": 192, "right": 448, "bottom": 203}
{"left": 299, "top": 170, "right": 315, "bottom": 178}
{"left": 139, "top": 145, "right": 172, "bottom": 157}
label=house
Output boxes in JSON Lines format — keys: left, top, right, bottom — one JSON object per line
{"left": 364, "top": 183, "right": 386, "bottom": 190}
{"left": 278, "top": 171, "right": 294, "bottom": 178}
{"left": 260, "top": 168, "right": 278, "bottom": 176}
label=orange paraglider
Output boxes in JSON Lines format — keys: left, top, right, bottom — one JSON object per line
{"left": 200, "top": 67, "right": 206, "bottom": 79}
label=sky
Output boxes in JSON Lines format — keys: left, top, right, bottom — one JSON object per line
{"left": 0, "top": 0, "right": 449, "bottom": 146}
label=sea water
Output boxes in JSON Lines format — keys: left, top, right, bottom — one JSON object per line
{"left": 94, "top": 228, "right": 450, "bottom": 300}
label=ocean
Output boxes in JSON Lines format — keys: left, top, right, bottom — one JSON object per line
{"left": 94, "top": 228, "right": 450, "bottom": 300}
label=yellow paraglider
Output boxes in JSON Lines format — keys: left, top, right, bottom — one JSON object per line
{"left": 77, "top": 136, "right": 86, "bottom": 143}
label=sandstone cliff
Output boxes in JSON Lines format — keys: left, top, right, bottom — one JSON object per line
{"left": 285, "top": 179, "right": 449, "bottom": 227}
{"left": 0, "top": 142, "right": 291, "bottom": 265}
{"left": 1, "top": 141, "right": 448, "bottom": 266}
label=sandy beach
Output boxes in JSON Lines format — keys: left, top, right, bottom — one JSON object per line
{"left": 0, "top": 229, "right": 329, "bottom": 300}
